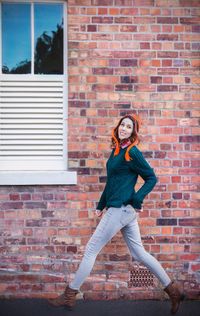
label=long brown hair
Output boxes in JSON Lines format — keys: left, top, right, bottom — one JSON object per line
{"left": 111, "top": 114, "right": 141, "bottom": 161}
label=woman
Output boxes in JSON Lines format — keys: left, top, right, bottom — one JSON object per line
{"left": 49, "top": 114, "right": 184, "bottom": 314}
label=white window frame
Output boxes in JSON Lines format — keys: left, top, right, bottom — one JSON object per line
{"left": 0, "top": 0, "right": 77, "bottom": 185}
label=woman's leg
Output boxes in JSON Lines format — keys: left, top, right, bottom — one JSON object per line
{"left": 121, "top": 217, "right": 171, "bottom": 287}
{"left": 70, "top": 207, "right": 126, "bottom": 290}
{"left": 49, "top": 207, "right": 123, "bottom": 309}
{"left": 121, "top": 217, "right": 185, "bottom": 314}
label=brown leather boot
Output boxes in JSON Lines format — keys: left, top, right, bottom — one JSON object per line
{"left": 164, "top": 281, "right": 185, "bottom": 314}
{"left": 48, "top": 285, "right": 78, "bottom": 310}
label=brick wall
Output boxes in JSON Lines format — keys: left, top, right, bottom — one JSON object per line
{"left": 0, "top": 0, "right": 199, "bottom": 300}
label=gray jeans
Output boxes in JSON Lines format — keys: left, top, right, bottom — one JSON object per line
{"left": 70, "top": 205, "right": 171, "bottom": 290}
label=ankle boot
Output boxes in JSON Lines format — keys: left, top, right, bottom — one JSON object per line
{"left": 164, "top": 281, "right": 185, "bottom": 314}
{"left": 48, "top": 285, "right": 78, "bottom": 310}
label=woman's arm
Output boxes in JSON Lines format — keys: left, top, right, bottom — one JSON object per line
{"left": 129, "top": 146, "right": 157, "bottom": 209}
{"left": 96, "top": 184, "right": 107, "bottom": 211}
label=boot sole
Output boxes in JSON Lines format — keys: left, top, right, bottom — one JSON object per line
{"left": 64, "top": 305, "right": 73, "bottom": 311}
{"left": 171, "top": 293, "right": 186, "bottom": 315}
{"left": 48, "top": 302, "right": 73, "bottom": 310}
{"left": 181, "top": 293, "right": 186, "bottom": 301}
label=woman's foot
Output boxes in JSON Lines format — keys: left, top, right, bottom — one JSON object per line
{"left": 164, "top": 281, "right": 185, "bottom": 314}
{"left": 48, "top": 285, "right": 78, "bottom": 310}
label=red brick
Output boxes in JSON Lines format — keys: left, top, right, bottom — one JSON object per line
{"left": 114, "top": 17, "right": 131, "bottom": 25}
{"left": 192, "top": 25, "right": 200, "bottom": 33}
{"left": 157, "top": 34, "right": 178, "bottom": 41}
{"left": 152, "top": 59, "right": 161, "bottom": 67}
{"left": 115, "top": 0, "right": 133, "bottom": 5}
{"left": 162, "top": 59, "right": 172, "bottom": 67}
{"left": 179, "top": 218, "right": 200, "bottom": 226}
{"left": 20, "top": 193, "right": 31, "bottom": 201}
{"left": 157, "top": 254, "right": 178, "bottom": 261}
{"left": 24, "top": 202, "right": 47, "bottom": 209}
{"left": 23, "top": 228, "right": 33, "bottom": 236}
{"left": 180, "top": 254, "right": 199, "bottom": 261}
{"left": 179, "top": 135, "right": 199, "bottom": 143}
{"left": 109, "top": 8, "right": 119, "bottom": 15}
{"left": 92, "top": 84, "right": 113, "bottom": 92}
{"left": 93, "top": 68, "right": 113, "bottom": 75}
{"left": 121, "top": 7, "right": 137, "bottom": 15}
{"left": 150, "top": 76, "right": 162, "bottom": 84}
{"left": 134, "top": 17, "right": 155, "bottom": 24}
{"left": 26, "top": 219, "right": 48, "bottom": 227}
{"left": 158, "top": 85, "right": 178, "bottom": 92}
{"left": 0, "top": 202, "right": 23, "bottom": 210}
{"left": 87, "top": 25, "right": 97, "bottom": 32}
{"left": 32, "top": 193, "right": 43, "bottom": 201}
{"left": 115, "top": 84, "right": 133, "bottom": 91}
{"left": 157, "top": 17, "right": 178, "bottom": 24}
{"left": 157, "top": 218, "right": 177, "bottom": 226}
{"left": 140, "top": 42, "right": 150, "bottom": 49}
{"left": 120, "top": 25, "right": 137, "bottom": 32}
{"left": 173, "top": 227, "right": 183, "bottom": 235}
{"left": 157, "top": 68, "right": 179, "bottom": 75}
{"left": 180, "top": 17, "right": 200, "bottom": 24}
{"left": 120, "top": 59, "right": 137, "bottom": 67}
{"left": 156, "top": 118, "right": 177, "bottom": 126}
{"left": 9, "top": 194, "right": 20, "bottom": 201}
{"left": 93, "top": 0, "right": 113, "bottom": 5}
{"left": 92, "top": 16, "right": 113, "bottom": 24}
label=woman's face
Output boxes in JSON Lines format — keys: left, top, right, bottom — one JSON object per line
{"left": 118, "top": 117, "right": 134, "bottom": 140}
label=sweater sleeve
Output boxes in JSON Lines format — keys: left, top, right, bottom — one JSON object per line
{"left": 129, "top": 146, "right": 157, "bottom": 209}
{"left": 97, "top": 184, "right": 107, "bottom": 211}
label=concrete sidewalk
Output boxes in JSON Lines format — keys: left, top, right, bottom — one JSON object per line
{"left": 0, "top": 299, "right": 200, "bottom": 316}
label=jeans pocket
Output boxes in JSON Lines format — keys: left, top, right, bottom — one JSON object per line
{"left": 120, "top": 207, "right": 136, "bottom": 226}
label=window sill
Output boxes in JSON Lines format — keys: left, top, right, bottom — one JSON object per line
{"left": 0, "top": 171, "right": 77, "bottom": 185}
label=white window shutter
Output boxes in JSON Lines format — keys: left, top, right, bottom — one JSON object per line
{"left": 0, "top": 77, "right": 67, "bottom": 171}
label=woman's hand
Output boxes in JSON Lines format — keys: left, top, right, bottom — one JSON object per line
{"left": 95, "top": 209, "right": 103, "bottom": 217}
{"left": 134, "top": 207, "right": 143, "bottom": 212}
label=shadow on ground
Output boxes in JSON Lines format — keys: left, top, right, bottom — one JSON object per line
{"left": 0, "top": 299, "right": 200, "bottom": 316}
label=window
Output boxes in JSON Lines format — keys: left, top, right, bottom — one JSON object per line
{"left": 0, "top": 0, "right": 77, "bottom": 185}
{"left": 2, "top": 3, "right": 31, "bottom": 74}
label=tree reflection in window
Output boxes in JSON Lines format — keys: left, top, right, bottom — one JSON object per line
{"left": 2, "top": 3, "right": 63, "bottom": 75}
{"left": 34, "top": 3, "right": 63, "bottom": 74}
{"left": 34, "top": 22, "right": 63, "bottom": 74}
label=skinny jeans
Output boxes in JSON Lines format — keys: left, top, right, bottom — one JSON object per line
{"left": 70, "top": 205, "right": 171, "bottom": 290}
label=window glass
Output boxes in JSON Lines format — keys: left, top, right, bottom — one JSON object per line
{"left": 34, "top": 4, "right": 63, "bottom": 74}
{"left": 2, "top": 3, "right": 31, "bottom": 74}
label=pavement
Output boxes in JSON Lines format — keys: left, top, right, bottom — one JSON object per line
{"left": 0, "top": 299, "right": 200, "bottom": 316}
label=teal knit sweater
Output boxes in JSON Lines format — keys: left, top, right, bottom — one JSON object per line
{"left": 97, "top": 146, "right": 157, "bottom": 211}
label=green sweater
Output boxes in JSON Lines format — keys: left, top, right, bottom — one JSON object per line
{"left": 97, "top": 146, "right": 157, "bottom": 211}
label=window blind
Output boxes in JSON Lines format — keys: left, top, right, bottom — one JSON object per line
{"left": 0, "top": 78, "right": 66, "bottom": 171}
